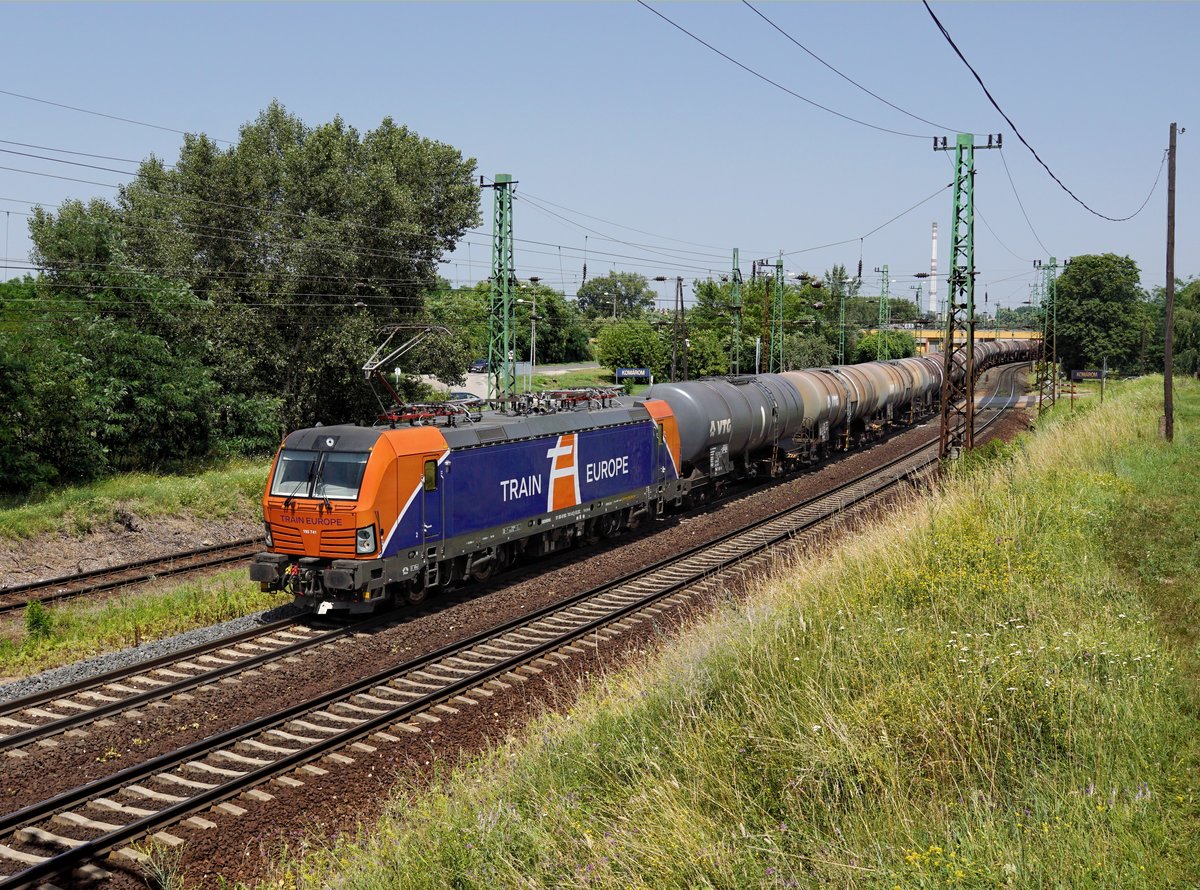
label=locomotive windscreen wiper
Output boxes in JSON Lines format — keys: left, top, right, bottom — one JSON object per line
{"left": 311, "top": 453, "right": 333, "bottom": 511}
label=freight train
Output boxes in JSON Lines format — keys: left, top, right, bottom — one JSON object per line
{"left": 250, "top": 340, "right": 1035, "bottom": 614}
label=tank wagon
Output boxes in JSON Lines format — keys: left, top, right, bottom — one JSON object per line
{"left": 251, "top": 342, "right": 1034, "bottom": 614}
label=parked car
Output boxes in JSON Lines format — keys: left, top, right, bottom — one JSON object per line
{"left": 468, "top": 358, "right": 488, "bottom": 373}
{"left": 448, "top": 391, "right": 478, "bottom": 402}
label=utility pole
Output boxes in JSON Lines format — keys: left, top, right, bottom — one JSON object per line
{"left": 875, "top": 264, "right": 891, "bottom": 360}
{"left": 1164, "top": 121, "right": 1179, "bottom": 441}
{"left": 484, "top": 174, "right": 517, "bottom": 400}
{"left": 731, "top": 248, "right": 743, "bottom": 375}
{"left": 934, "top": 133, "right": 1001, "bottom": 457}
{"left": 770, "top": 256, "right": 785, "bottom": 373}
{"left": 670, "top": 276, "right": 688, "bottom": 382}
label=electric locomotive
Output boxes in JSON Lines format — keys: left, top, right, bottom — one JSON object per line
{"left": 251, "top": 393, "right": 683, "bottom": 614}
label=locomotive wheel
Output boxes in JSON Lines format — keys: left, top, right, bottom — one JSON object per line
{"left": 469, "top": 551, "right": 498, "bottom": 581}
{"left": 405, "top": 580, "right": 428, "bottom": 605}
{"left": 597, "top": 512, "right": 623, "bottom": 539}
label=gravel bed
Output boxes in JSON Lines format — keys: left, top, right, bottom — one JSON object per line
{"left": 0, "top": 601, "right": 305, "bottom": 707}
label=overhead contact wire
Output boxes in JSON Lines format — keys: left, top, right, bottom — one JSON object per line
{"left": 637, "top": 1, "right": 933, "bottom": 139}
{"left": 921, "top": 0, "right": 1167, "bottom": 222}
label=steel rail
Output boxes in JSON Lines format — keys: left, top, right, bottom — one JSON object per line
{"left": 0, "top": 538, "right": 262, "bottom": 616}
{"left": 0, "top": 362, "right": 1028, "bottom": 888}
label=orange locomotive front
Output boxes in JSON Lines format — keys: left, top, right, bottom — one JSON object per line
{"left": 251, "top": 424, "right": 451, "bottom": 615}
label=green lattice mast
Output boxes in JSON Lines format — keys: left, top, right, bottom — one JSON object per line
{"left": 934, "top": 132, "right": 1000, "bottom": 457}
{"left": 875, "top": 264, "right": 891, "bottom": 360}
{"left": 769, "top": 255, "right": 784, "bottom": 372}
{"left": 731, "top": 248, "right": 743, "bottom": 375}
{"left": 486, "top": 174, "right": 516, "bottom": 400}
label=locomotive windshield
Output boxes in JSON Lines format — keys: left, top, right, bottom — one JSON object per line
{"left": 269, "top": 450, "right": 370, "bottom": 501}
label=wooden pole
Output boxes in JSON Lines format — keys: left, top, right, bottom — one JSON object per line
{"left": 1164, "top": 122, "right": 1177, "bottom": 441}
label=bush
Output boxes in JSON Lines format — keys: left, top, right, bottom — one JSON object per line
{"left": 23, "top": 600, "right": 54, "bottom": 641}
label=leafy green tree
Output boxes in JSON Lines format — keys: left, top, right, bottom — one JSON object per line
{"left": 783, "top": 332, "right": 835, "bottom": 370}
{"left": 30, "top": 101, "right": 480, "bottom": 441}
{"left": 1144, "top": 277, "right": 1200, "bottom": 376}
{"left": 888, "top": 298, "right": 920, "bottom": 323}
{"left": 853, "top": 331, "right": 917, "bottom": 363}
{"left": 684, "top": 329, "right": 728, "bottom": 378}
{"left": 595, "top": 319, "right": 667, "bottom": 378}
{"left": 1171, "top": 278, "right": 1200, "bottom": 376}
{"left": 1052, "top": 254, "right": 1145, "bottom": 373}
{"left": 575, "top": 271, "right": 655, "bottom": 318}
{"left": 513, "top": 286, "right": 591, "bottom": 365}
{"left": 425, "top": 281, "right": 491, "bottom": 359}
{"left": 0, "top": 340, "right": 49, "bottom": 491}
{"left": 995, "top": 304, "right": 1040, "bottom": 329}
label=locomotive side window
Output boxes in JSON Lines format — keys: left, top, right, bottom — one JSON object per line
{"left": 423, "top": 460, "right": 438, "bottom": 492}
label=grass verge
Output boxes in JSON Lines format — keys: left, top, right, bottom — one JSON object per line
{"left": 0, "top": 459, "right": 269, "bottom": 540}
{"left": 264, "top": 375, "right": 1199, "bottom": 889}
{"left": 0, "top": 570, "right": 276, "bottom": 679}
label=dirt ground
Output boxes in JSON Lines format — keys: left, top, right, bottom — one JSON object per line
{"left": 0, "top": 512, "right": 263, "bottom": 589}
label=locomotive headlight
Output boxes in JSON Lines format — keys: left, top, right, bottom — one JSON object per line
{"left": 356, "top": 525, "right": 376, "bottom": 555}
{"left": 264, "top": 523, "right": 273, "bottom": 548}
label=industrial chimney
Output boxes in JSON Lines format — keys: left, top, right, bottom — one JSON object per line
{"left": 928, "top": 222, "right": 939, "bottom": 317}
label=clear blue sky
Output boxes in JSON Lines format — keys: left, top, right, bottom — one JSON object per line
{"left": 1, "top": 2, "right": 1194, "bottom": 313}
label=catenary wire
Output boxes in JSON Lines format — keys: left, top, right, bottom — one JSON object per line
{"left": 0, "top": 88, "right": 234, "bottom": 144}
{"left": 637, "top": 1, "right": 933, "bottom": 140}
{"left": 921, "top": 0, "right": 1167, "bottom": 222}
{"left": 781, "top": 180, "right": 951, "bottom": 257}
{"left": 742, "top": 1, "right": 965, "bottom": 133}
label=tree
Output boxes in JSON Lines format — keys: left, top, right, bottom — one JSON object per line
{"left": 595, "top": 320, "right": 667, "bottom": 378}
{"left": 1171, "top": 278, "right": 1200, "bottom": 376}
{"left": 575, "top": 271, "right": 655, "bottom": 318}
{"left": 783, "top": 332, "right": 835, "bottom": 370}
{"left": 513, "top": 287, "right": 591, "bottom": 365}
{"left": 684, "top": 329, "right": 728, "bottom": 378}
{"left": 1147, "top": 277, "right": 1200, "bottom": 376}
{"left": 30, "top": 101, "right": 480, "bottom": 441}
{"left": 1053, "top": 253, "right": 1144, "bottom": 373}
{"left": 888, "top": 298, "right": 920, "bottom": 324}
{"left": 995, "top": 304, "right": 1040, "bottom": 329}
{"left": 853, "top": 331, "right": 916, "bottom": 363}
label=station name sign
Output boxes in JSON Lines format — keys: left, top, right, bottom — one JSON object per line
{"left": 1070, "top": 369, "right": 1108, "bottom": 381}
{"left": 615, "top": 367, "right": 651, "bottom": 379}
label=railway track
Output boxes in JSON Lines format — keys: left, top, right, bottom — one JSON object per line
{"left": 0, "top": 363, "right": 1028, "bottom": 888}
{"left": 0, "top": 538, "right": 262, "bottom": 618}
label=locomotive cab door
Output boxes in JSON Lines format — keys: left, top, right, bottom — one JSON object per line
{"left": 419, "top": 455, "right": 445, "bottom": 557}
